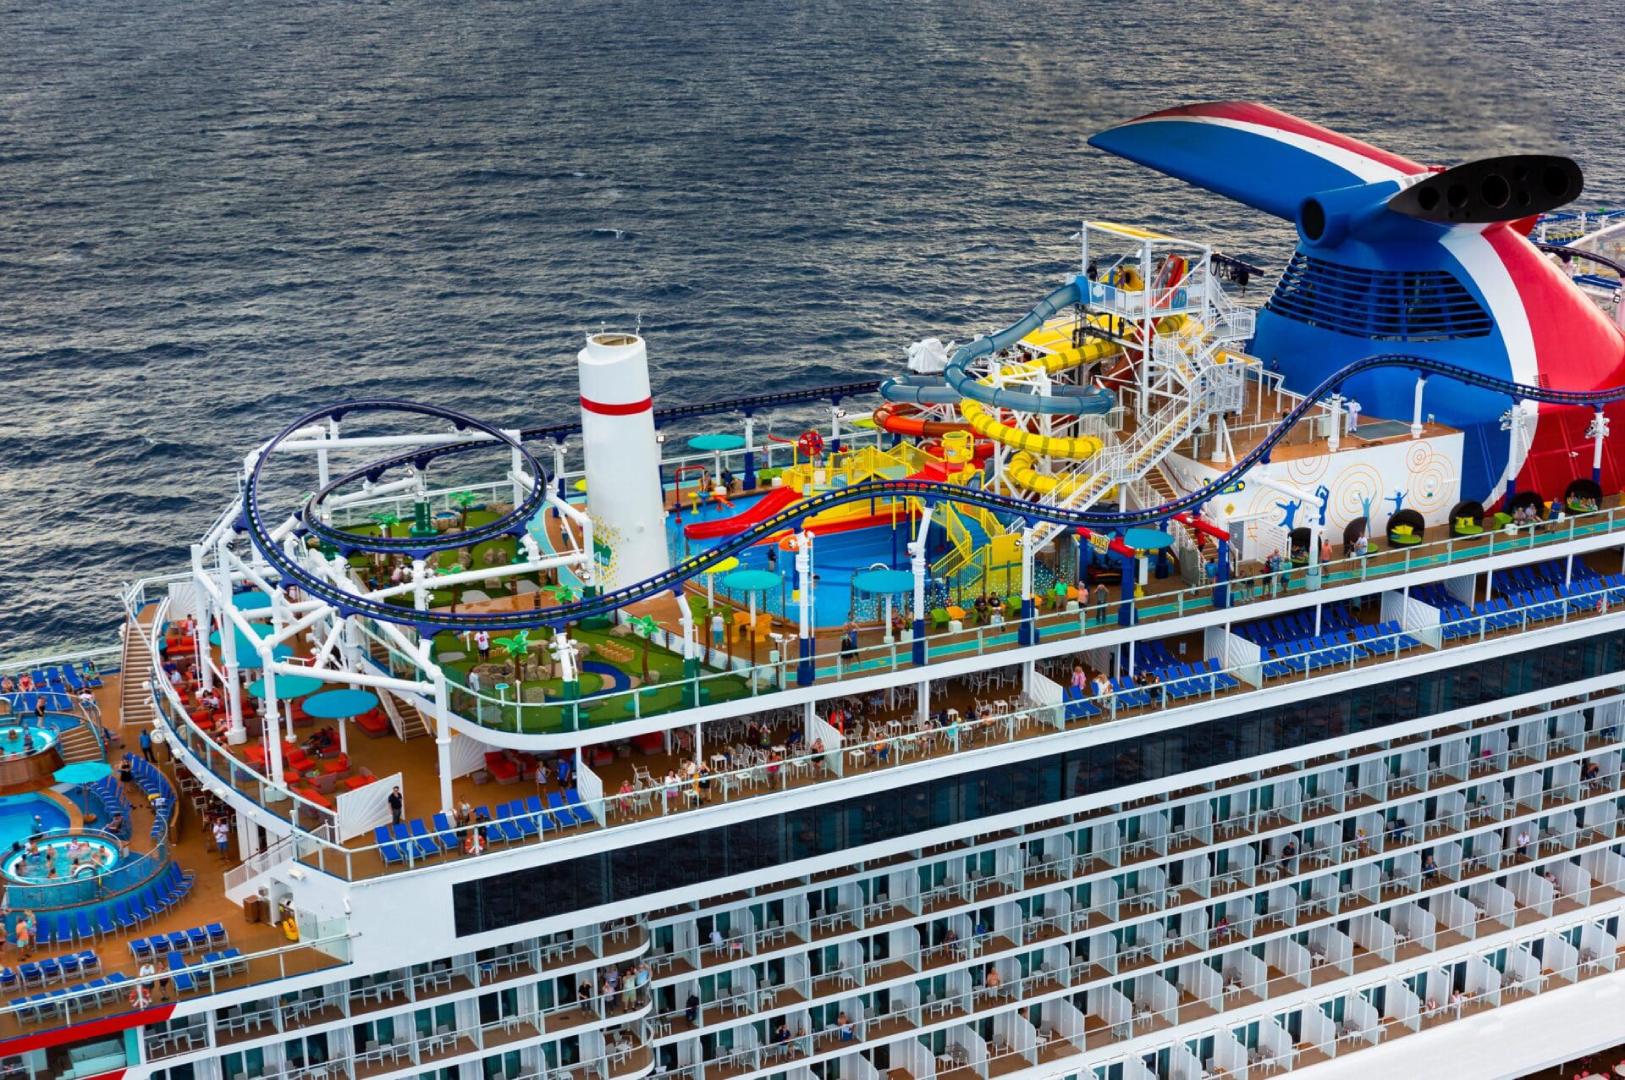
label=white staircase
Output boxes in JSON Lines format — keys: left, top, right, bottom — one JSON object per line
{"left": 1026, "top": 299, "right": 1255, "bottom": 550}
{"left": 119, "top": 617, "right": 158, "bottom": 732}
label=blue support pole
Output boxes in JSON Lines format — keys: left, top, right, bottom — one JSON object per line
{"left": 912, "top": 617, "right": 927, "bottom": 666}
{"left": 1019, "top": 596, "right": 1036, "bottom": 646}
{"left": 1214, "top": 537, "right": 1231, "bottom": 608}
{"left": 742, "top": 412, "right": 758, "bottom": 490}
{"left": 797, "top": 636, "right": 815, "bottom": 686}
{"left": 1118, "top": 549, "right": 1136, "bottom": 627}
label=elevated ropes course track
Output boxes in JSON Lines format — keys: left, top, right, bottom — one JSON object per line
{"left": 243, "top": 308, "right": 1625, "bottom": 635}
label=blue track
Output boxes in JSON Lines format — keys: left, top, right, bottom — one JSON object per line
{"left": 240, "top": 290, "right": 1625, "bottom": 634}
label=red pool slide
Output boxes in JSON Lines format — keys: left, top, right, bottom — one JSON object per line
{"left": 683, "top": 486, "right": 802, "bottom": 539}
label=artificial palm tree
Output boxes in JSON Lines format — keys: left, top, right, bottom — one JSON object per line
{"left": 493, "top": 630, "right": 531, "bottom": 686}
{"left": 450, "top": 490, "right": 479, "bottom": 527}
{"left": 628, "top": 614, "right": 660, "bottom": 682}
{"left": 369, "top": 510, "right": 403, "bottom": 538}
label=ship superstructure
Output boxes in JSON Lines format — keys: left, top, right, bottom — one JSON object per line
{"left": 4, "top": 104, "right": 1625, "bottom": 1080}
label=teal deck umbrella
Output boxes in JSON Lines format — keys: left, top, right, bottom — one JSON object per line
{"left": 721, "top": 568, "right": 782, "bottom": 666}
{"left": 300, "top": 689, "right": 381, "bottom": 755}
{"left": 54, "top": 761, "right": 114, "bottom": 818}
{"left": 852, "top": 567, "right": 916, "bottom": 643}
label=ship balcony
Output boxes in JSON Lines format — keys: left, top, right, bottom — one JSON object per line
{"left": 627, "top": 730, "right": 1625, "bottom": 1068}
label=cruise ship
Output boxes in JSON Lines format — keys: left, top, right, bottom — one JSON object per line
{"left": 6, "top": 102, "right": 1625, "bottom": 1080}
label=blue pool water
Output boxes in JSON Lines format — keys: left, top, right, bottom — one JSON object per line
{"left": 0, "top": 725, "right": 59, "bottom": 756}
{"left": 671, "top": 500, "right": 914, "bottom": 627}
{"left": 2, "top": 834, "right": 120, "bottom": 884}
{"left": 0, "top": 794, "right": 70, "bottom": 851}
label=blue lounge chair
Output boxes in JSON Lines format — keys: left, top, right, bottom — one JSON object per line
{"left": 409, "top": 818, "right": 444, "bottom": 855}
{"left": 431, "top": 812, "right": 459, "bottom": 851}
{"left": 167, "top": 951, "right": 195, "bottom": 994}
{"left": 373, "top": 826, "right": 404, "bottom": 865}
{"left": 391, "top": 822, "right": 433, "bottom": 860}
{"left": 564, "top": 789, "right": 595, "bottom": 826}
{"left": 491, "top": 804, "right": 523, "bottom": 843}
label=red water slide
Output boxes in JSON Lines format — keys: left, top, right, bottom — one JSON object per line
{"left": 682, "top": 486, "right": 803, "bottom": 540}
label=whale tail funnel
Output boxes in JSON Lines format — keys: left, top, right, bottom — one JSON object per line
{"left": 1089, "top": 101, "right": 1621, "bottom": 506}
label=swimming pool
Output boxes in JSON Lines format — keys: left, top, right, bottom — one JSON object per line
{"left": 1, "top": 833, "right": 120, "bottom": 884}
{"left": 0, "top": 724, "right": 58, "bottom": 756}
{"left": 0, "top": 793, "right": 69, "bottom": 851}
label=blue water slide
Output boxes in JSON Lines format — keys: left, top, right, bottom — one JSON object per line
{"left": 880, "top": 370, "right": 1117, "bottom": 415}
{"left": 945, "top": 280, "right": 1116, "bottom": 415}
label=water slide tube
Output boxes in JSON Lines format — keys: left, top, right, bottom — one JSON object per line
{"left": 1005, "top": 450, "right": 1102, "bottom": 497}
{"left": 871, "top": 399, "right": 971, "bottom": 438}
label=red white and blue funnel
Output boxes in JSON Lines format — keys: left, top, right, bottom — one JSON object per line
{"left": 1090, "top": 101, "right": 1625, "bottom": 503}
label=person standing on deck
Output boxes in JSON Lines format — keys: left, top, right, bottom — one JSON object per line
{"left": 388, "top": 785, "right": 404, "bottom": 826}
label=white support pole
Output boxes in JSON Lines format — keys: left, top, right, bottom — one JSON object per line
{"left": 795, "top": 531, "right": 815, "bottom": 687}
{"left": 1411, "top": 376, "right": 1427, "bottom": 439}
{"left": 422, "top": 638, "right": 453, "bottom": 814}
{"left": 1327, "top": 394, "right": 1342, "bottom": 453}
{"left": 1306, "top": 519, "right": 1322, "bottom": 593}
{"left": 217, "top": 537, "right": 246, "bottom": 745}
{"left": 505, "top": 427, "right": 524, "bottom": 510}
{"left": 412, "top": 558, "right": 428, "bottom": 614}
{"left": 909, "top": 508, "right": 934, "bottom": 667}
{"left": 261, "top": 662, "right": 285, "bottom": 787}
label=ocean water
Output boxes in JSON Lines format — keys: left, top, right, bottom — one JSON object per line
{"left": 2, "top": 0, "right": 1621, "bottom": 656}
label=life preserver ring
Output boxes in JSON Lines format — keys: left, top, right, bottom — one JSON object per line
{"left": 796, "top": 430, "right": 825, "bottom": 459}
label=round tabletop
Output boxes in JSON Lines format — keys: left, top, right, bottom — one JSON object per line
{"left": 232, "top": 591, "right": 273, "bottom": 611}
{"left": 302, "top": 688, "right": 380, "bottom": 719}
{"left": 721, "top": 568, "right": 782, "bottom": 592}
{"left": 234, "top": 645, "right": 293, "bottom": 669}
{"left": 247, "top": 675, "right": 326, "bottom": 700}
{"left": 1123, "top": 528, "right": 1174, "bottom": 552}
{"left": 209, "top": 624, "right": 292, "bottom": 667}
{"left": 688, "top": 433, "right": 747, "bottom": 452}
{"left": 209, "top": 623, "right": 274, "bottom": 647}
{"left": 851, "top": 568, "right": 915, "bottom": 594}
{"left": 701, "top": 556, "right": 741, "bottom": 577}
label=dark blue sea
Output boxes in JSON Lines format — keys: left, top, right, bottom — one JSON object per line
{"left": 2, "top": 0, "right": 1621, "bottom": 656}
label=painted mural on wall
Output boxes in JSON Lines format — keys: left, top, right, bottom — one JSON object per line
{"left": 1164, "top": 430, "right": 1465, "bottom": 535}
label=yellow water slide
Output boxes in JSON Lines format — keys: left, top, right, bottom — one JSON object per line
{"left": 957, "top": 315, "right": 1123, "bottom": 463}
